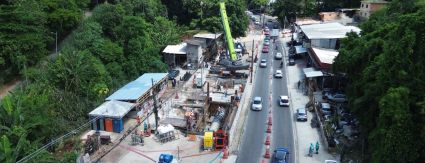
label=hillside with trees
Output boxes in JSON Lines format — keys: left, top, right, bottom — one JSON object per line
{"left": 333, "top": 0, "right": 425, "bottom": 162}
{"left": 0, "top": 0, "right": 249, "bottom": 162}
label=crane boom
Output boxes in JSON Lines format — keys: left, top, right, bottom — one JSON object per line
{"left": 219, "top": 2, "right": 237, "bottom": 61}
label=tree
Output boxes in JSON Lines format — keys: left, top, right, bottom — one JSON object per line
{"left": 91, "top": 3, "right": 125, "bottom": 39}
{"left": 0, "top": 0, "right": 48, "bottom": 83}
{"left": 333, "top": 1, "right": 425, "bottom": 162}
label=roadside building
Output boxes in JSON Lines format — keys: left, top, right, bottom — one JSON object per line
{"left": 298, "top": 22, "right": 361, "bottom": 71}
{"left": 359, "top": 0, "right": 389, "bottom": 19}
{"left": 162, "top": 32, "right": 222, "bottom": 69}
{"left": 88, "top": 73, "right": 168, "bottom": 133}
{"left": 89, "top": 100, "right": 135, "bottom": 133}
{"left": 163, "top": 43, "right": 187, "bottom": 68}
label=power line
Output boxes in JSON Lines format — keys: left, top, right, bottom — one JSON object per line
{"left": 16, "top": 116, "right": 102, "bottom": 163}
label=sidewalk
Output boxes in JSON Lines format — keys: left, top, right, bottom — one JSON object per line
{"left": 282, "top": 34, "right": 337, "bottom": 163}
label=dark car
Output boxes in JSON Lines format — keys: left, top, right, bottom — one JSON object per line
{"left": 288, "top": 58, "right": 295, "bottom": 66}
{"left": 168, "top": 69, "right": 180, "bottom": 79}
{"left": 273, "top": 147, "right": 289, "bottom": 163}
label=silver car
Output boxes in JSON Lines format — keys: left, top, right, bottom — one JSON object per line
{"left": 251, "top": 97, "right": 263, "bottom": 111}
{"left": 275, "top": 52, "right": 282, "bottom": 60}
{"left": 296, "top": 108, "right": 307, "bottom": 121}
{"left": 260, "top": 59, "right": 267, "bottom": 68}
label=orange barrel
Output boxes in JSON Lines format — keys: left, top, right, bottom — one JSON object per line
{"left": 105, "top": 118, "right": 113, "bottom": 132}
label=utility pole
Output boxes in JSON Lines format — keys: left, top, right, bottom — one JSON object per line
{"left": 250, "top": 39, "right": 254, "bottom": 83}
{"left": 151, "top": 78, "right": 159, "bottom": 133}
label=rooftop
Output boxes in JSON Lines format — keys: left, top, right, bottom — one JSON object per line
{"left": 89, "top": 100, "right": 135, "bottom": 119}
{"left": 194, "top": 33, "right": 222, "bottom": 39}
{"left": 300, "top": 22, "right": 361, "bottom": 39}
{"left": 106, "top": 73, "right": 168, "bottom": 101}
{"left": 312, "top": 47, "right": 339, "bottom": 65}
{"left": 163, "top": 43, "right": 187, "bottom": 54}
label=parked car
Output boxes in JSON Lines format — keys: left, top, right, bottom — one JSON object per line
{"left": 288, "top": 58, "right": 295, "bottom": 65}
{"left": 275, "top": 52, "right": 283, "bottom": 60}
{"left": 296, "top": 108, "right": 307, "bottom": 121}
{"left": 260, "top": 59, "right": 267, "bottom": 68}
{"left": 273, "top": 147, "right": 289, "bottom": 163}
{"left": 251, "top": 97, "right": 263, "bottom": 111}
{"left": 264, "top": 40, "right": 270, "bottom": 46}
{"left": 168, "top": 69, "right": 180, "bottom": 79}
{"left": 324, "top": 160, "right": 339, "bottom": 163}
{"left": 320, "top": 102, "right": 332, "bottom": 115}
{"left": 264, "top": 31, "right": 270, "bottom": 35}
{"left": 279, "top": 96, "right": 290, "bottom": 106}
{"left": 325, "top": 93, "right": 347, "bottom": 103}
{"left": 274, "top": 70, "right": 283, "bottom": 78}
{"left": 262, "top": 47, "right": 269, "bottom": 53}
{"left": 255, "top": 21, "right": 260, "bottom": 25}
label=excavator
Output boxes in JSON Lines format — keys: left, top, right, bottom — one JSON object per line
{"left": 218, "top": 2, "right": 250, "bottom": 71}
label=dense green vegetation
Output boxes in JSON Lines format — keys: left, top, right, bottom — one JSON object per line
{"left": 163, "top": 0, "right": 249, "bottom": 37}
{"left": 0, "top": 0, "right": 88, "bottom": 84}
{"left": 333, "top": 0, "right": 425, "bottom": 162}
{"left": 0, "top": 0, "right": 249, "bottom": 162}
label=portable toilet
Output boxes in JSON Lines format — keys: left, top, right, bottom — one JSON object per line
{"left": 204, "top": 132, "right": 213, "bottom": 150}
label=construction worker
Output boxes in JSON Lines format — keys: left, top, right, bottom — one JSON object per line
{"left": 316, "top": 141, "right": 320, "bottom": 154}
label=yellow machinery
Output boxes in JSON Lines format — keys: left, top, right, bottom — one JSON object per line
{"left": 204, "top": 132, "right": 213, "bottom": 150}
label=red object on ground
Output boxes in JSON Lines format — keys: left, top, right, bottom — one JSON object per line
{"left": 268, "top": 116, "right": 272, "bottom": 125}
{"left": 265, "top": 135, "right": 270, "bottom": 145}
{"left": 266, "top": 125, "right": 271, "bottom": 133}
{"left": 264, "top": 145, "right": 271, "bottom": 158}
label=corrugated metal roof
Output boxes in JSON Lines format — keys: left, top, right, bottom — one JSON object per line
{"left": 89, "top": 100, "right": 135, "bottom": 118}
{"left": 300, "top": 22, "right": 361, "bottom": 39}
{"left": 162, "top": 43, "right": 187, "bottom": 54}
{"left": 194, "top": 33, "right": 222, "bottom": 39}
{"left": 312, "top": 47, "right": 339, "bottom": 64}
{"left": 106, "top": 73, "right": 168, "bottom": 101}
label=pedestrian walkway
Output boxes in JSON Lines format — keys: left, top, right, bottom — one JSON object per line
{"left": 282, "top": 33, "right": 337, "bottom": 163}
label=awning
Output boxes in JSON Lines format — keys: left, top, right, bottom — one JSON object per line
{"left": 303, "top": 68, "right": 324, "bottom": 78}
{"left": 295, "top": 45, "right": 307, "bottom": 54}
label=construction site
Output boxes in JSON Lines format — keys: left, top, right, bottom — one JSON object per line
{"left": 77, "top": 2, "right": 258, "bottom": 163}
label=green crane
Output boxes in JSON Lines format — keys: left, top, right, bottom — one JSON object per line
{"left": 218, "top": 2, "right": 249, "bottom": 71}
{"left": 219, "top": 2, "right": 237, "bottom": 61}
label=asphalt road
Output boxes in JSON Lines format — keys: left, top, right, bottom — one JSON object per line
{"left": 271, "top": 32, "right": 295, "bottom": 163}
{"left": 237, "top": 20, "right": 294, "bottom": 163}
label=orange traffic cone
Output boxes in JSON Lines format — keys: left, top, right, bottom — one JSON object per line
{"left": 268, "top": 116, "right": 272, "bottom": 125}
{"left": 266, "top": 125, "right": 272, "bottom": 133}
{"left": 265, "top": 135, "right": 270, "bottom": 145}
{"left": 222, "top": 147, "right": 229, "bottom": 159}
{"left": 264, "top": 145, "right": 271, "bottom": 158}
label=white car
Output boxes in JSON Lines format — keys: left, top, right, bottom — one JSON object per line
{"left": 251, "top": 97, "right": 263, "bottom": 111}
{"left": 255, "top": 21, "right": 260, "bottom": 25}
{"left": 275, "top": 52, "right": 282, "bottom": 60}
{"left": 279, "top": 96, "right": 290, "bottom": 106}
{"left": 260, "top": 59, "right": 267, "bottom": 68}
{"left": 274, "top": 70, "right": 283, "bottom": 78}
